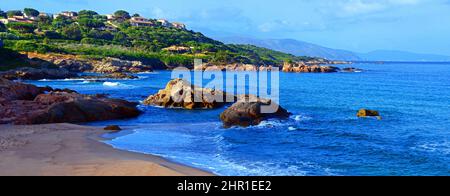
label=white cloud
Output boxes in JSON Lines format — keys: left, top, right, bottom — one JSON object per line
{"left": 320, "top": 0, "right": 423, "bottom": 17}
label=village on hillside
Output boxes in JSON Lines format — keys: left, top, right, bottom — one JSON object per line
{"left": 0, "top": 9, "right": 186, "bottom": 30}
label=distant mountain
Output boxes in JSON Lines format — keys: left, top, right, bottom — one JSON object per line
{"left": 218, "top": 37, "right": 361, "bottom": 61}
{"left": 357, "top": 50, "right": 450, "bottom": 62}
{"left": 219, "top": 37, "right": 450, "bottom": 62}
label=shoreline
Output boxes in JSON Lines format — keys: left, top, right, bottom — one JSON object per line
{"left": 0, "top": 123, "right": 213, "bottom": 176}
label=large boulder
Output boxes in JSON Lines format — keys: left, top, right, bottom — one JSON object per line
{"left": 357, "top": 109, "right": 381, "bottom": 120}
{"left": 220, "top": 95, "right": 291, "bottom": 127}
{"left": 0, "top": 67, "right": 77, "bottom": 80}
{"left": 143, "top": 78, "right": 227, "bottom": 109}
{"left": 0, "top": 79, "right": 141, "bottom": 125}
{"left": 0, "top": 78, "right": 43, "bottom": 102}
{"left": 93, "top": 58, "right": 153, "bottom": 73}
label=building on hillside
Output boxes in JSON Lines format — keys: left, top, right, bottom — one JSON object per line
{"left": 157, "top": 19, "right": 171, "bottom": 27}
{"left": 53, "top": 11, "right": 78, "bottom": 19}
{"left": 171, "top": 22, "right": 186, "bottom": 29}
{"left": 130, "top": 17, "right": 154, "bottom": 27}
{"left": 106, "top": 14, "right": 115, "bottom": 21}
{"left": 0, "top": 16, "right": 34, "bottom": 24}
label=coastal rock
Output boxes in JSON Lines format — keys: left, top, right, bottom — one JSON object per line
{"left": 93, "top": 58, "right": 153, "bottom": 73}
{"left": 53, "top": 59, "right": 94, "bottom": 72}
{"left": 80, "top": 72, "right": 138, "bottom": 80}
{"left": 357, "top": 109, "right": 381, "bottom": 120}
{"left": 0, "top": 79, "right": 141, "bottom": 125}
{"left": 282, "top": 62, "right": 340, "bottom": 73}
{"left": 220, "top": 95, "right": 291, "bottom": 127}
{"left": 0, "top": 78, "right": 43, "bottom": 102}
{"left": 342, "top": 67, "right": 363, "bottom": 72}
{"left": 0, "top": 67, "right": 77, "bottom": 80}
{"left": 143, "top": 78, "right": 227, "bottom": 109}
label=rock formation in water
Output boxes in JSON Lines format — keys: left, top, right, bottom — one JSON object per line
{"left": 282, "top": 62, "right": 340, "bottom": 73}
{"left": 143, "top": 78, "right": 228, "bottom": 109}
{"left": 357, "top": 109, "right": 381, "bottom": 120}
{"left": 220, "top": 95, "right": 291, "bottom": 127}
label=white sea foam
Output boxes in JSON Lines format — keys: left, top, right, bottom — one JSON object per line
{"left": 291, "top": 114, "right": 312, "bottom": 122}
{"left": 414, "top": 141, "right": 450, "bottom": 155}
{"left": 103, "top": 82, "right": 120, "bottom": 87}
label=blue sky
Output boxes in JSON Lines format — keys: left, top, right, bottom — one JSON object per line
{"left": 2, "top": 0, "right": 450, "bottom": 55}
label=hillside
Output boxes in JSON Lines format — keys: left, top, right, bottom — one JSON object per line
{"left": 219, "top": 37, "right": 361, "bottom": 61}
{"left": 0, "top": 8, "right": 317, "bottom": 70}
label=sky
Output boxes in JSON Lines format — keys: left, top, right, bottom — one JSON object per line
{"left": 2, "top": 0, "right": 450, "bottom": 55}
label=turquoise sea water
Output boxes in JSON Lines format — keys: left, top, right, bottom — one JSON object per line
{"left": 28, "top": 62, "right": 450, "bottom": 176}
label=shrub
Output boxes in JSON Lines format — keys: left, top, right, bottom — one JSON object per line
{"left": 6, "top": 22, "right": 36, "bottom": 34}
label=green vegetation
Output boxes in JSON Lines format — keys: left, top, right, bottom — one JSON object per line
{"left": 0, "top": 8, "right": 316, "bottom": 69}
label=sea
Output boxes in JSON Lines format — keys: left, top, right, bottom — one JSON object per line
{"left": 27, "top": 62, "right": 450, "bottom": 176}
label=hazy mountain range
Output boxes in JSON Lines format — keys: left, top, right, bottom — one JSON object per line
{"left": 219, "top": 37, "right": 450, "bottom": 62}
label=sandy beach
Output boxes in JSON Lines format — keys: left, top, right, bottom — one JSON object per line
{"left": 0, "top": 123, "right": 213, "bottom": 176}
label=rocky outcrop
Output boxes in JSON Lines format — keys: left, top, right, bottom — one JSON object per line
{"left": 0, "top": 78, "right": 43, "bottom": 102}
{"left": 0, "top": 67, "right": 77, "bottom": 80}
{"left": 220, "top": 95, "right": 291, "bottom": 127}
{"left": 92, "top": 58, "right": 153, "bottom": 73}
{"left": 0, "top": 79, "right": 141, "bottom": 124}
{"left": 342, "top": 67, "right": 363, "bottom": 72}
{"left": 80, "top": 72, "right": 138, "bottom": 80}
{"left": 143, "top": 78, "right": 227, "bottom": 109}
{"left": 357, "top": 109, "right": 381, "bottom": 120}
{"left": 194, "top": 63, "right": 277, "bottom": 71}
{"left": 282, "top": 62, "right": 340, "bottom": 73}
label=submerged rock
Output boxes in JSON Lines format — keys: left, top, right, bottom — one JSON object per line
{"left": 342, "top": 67, "right": 363, "bottom": 72}
{"left": 0, "top": 67, "right": 77, "bottom": 80}
{"left": 143, "top": 78, "right": 227, "bottom": 109}
{"left": 104, "top": 125, "right": 122, "bottom": 131}
{"left": 220, "top": 95, "right": 291, "bottom": 128}
{"left": 357, "top": 109, "right": 381, "bottom": 120}
{"left": 0, "top": 79, "right": 141, "bottom": 125}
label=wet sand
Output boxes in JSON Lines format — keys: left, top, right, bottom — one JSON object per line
{"left": 0, "top": 123, "right": 213, "bottom": 176}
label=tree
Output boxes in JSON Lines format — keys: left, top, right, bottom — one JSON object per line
{"left": 78, "top": 10, "right": 98, "bottom": 17}
{"left": 24, "top": 8, "right": 39, "bottom": 17}
{"left": 113, "top": 31, "right": 128, "bottom": 45}
{"left": 6, "top": 22, "right": 36, "bottom": 34}
{"left": 52, "top": 15, "right": 73, "bottom": 28}
{"left": 114, "top": 10, "right": 130, "bottom": 21}
{"left": 87, "top": 29, "right": 113, "bottom": 40}
{"left": 0, "top": 23, "right": 6, "bottom": 32}
{"left": 37, "top": 15, "right": 52, "bottom": 27}
{"left": 78, "top": 18, "right": 105, "bottom": 28}
{"left": 132, "top": 13, "right": 140, "bottom": 17}
{"left": 61, "top": 24, "right": 82, "bottom": 40}
{"left": 7, "top": 10, "right": 23, "bottom": 18}
{"left": 0, "top": 10, "right": 7, "bottom": 19}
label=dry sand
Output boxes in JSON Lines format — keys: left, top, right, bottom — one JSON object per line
{"left": 0, "top": 123, "right": 213, "bottom": 176}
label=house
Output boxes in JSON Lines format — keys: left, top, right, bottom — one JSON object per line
{"left": 106, "top": 14, "right": 115, "bottom": 21}
{"left": 130, "top": 16, "right": 154, "bottom": 27}
{"left": 157, "top": 19, "right": 170, "bottom": 27}
{"left": 0, "top": 16, "right": 34, "bottom": 24}
{"left": 171, "top": 22, "right": 186, "bottom": 29}
{"left": 54, "top": 11, "right": 78, "bottom": 19}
